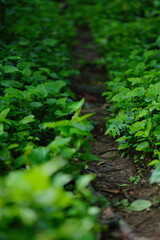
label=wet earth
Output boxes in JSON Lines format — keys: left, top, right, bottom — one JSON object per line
{"left": 71, "top": 26, "right": 160, "bottom": 240}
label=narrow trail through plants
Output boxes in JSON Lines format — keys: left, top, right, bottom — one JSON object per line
{"left": 71, "top": 27, "right": 160, "bottom": 240}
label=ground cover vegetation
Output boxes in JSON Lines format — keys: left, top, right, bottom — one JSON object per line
{"left": 66, "top": 0, "right": 160, "bottom": 183}
{"left": 0, "top": 1, "right": 100, "bottom": 239}
{"left": 2, "top": 0, "right": 160, "bottom": 238}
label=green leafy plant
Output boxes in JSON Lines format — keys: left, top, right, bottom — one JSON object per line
{"left": 0, "top": 1, "right": 100, "bottom": 239}
{"left": 73, "top": 0, "right": 160, "bottom": 180}
{"left": 0, "top": 159, "right": 99, "bottom": 240}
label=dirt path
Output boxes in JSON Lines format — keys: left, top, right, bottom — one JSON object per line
{"left": 71, "top": 26, "right": 160, "bottom": 240}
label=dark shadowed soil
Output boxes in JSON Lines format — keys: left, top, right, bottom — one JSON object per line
{"left": 71, "top": 26, "right": 160, "bottom": 240}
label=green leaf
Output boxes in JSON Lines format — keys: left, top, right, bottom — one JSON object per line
{"left": 48, "top": 137, "right": 71, "bottom": 150}
{"left": 8, "top": 144, "right": 19, "bottom": 150}
{"left": 25, "top": 85, "right": 48, "bottom": 99}
{"left": 0, "top": 108, "right": 10, "bottom": 122}
{"left": 116, "top": 136, "right": 127, "bottom": 142}
{"left": 5, "top": 88, "right": 24, "bottom": 99}
{"left": 53, "top": 173, "right": 72, "bottom": 187}
{"left": 150, "top": 163, "right": 160, "bottom": 183}
{"left": 0, "top": 123, "right": 4, "bottom": 135}
{"left": 46, "top": 98, "right": 56, "bottom": 105}
{"left": 118, "top": 143, "right": 129, "bottom": 150}
{"left": 106, "top": 121, "right": 127, "bottom": 137}
{"left": 50, "top": 72, "right": 58, "bottom": 79}
{"left": 26, "top": 147, "right": 49, "bottom": 164}
{"left": 30, "top": 102, "right": 43, "bottom": 108}
{"left": 76, "top": 174, "right": 95, "bottom": 191}
{"left": 135, "top": 131, "right": 145, "bottom": 137}
{"left": 73, "top": 112, "right": 95, "bottom": 122}
{"left": 128, "top": 77, "right": 141, "bottom": 85}
{"left": 129, "top": 200, "right": 152, "bottom": 212}
{"left": 129, "top": 120, "right": 146, "bottom": 132}
{"left": 131, "top": 87, "right": 146, "bottom": 97}
{"left": 56, "top": 98, "right": 67, "bottom": 106}
{"left": 72, "top": 121, "right": 93, "bottom": 132}
{"left": 61, "top": 148, "right": 76, "bottom": 159}
{"left": 135, "top": 110, "right": 148, "bottom": 120}
{"left": 148, "top": 160, "right": 159, "bottom": 166}
{"left": 70, "top": 99, "right": 85, "bottom": 112}
{"left": 136, "top": 141, "right": 149, "bottom": 151}
{"left": 39, "top": 68, "right": 50, "bottom": 75}
{"left": 54, "top": 110, "right": 67, "bottom": 117}
{"left": 43, "top": 120, "right": 71, "bottom": 129}
{"left": 0, "top": 80, "right": 22, "bottom": 88}
{"left": 3, "top": 66, "right": 20, "bottom": 73}
{"left": 19, "top": 115, "right": 35, "bottom": 124}
{"left": 146, "top": 82, "right": 160, "bottom": 102}
{"left": 44, "top": 81, "right": 66, "bottom": 94}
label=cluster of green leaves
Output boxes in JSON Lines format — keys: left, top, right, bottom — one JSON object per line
{"left": 67, "top": 0, "right": 160, "bottom": 182}
{"left": 0, "top": 57, "right": 94, "bottom": 171}
{"left": 0, "top": 159, "right": 99, "bottom": 240}
{"left": 0, "top": 1, "right": 99, "bottom": 239}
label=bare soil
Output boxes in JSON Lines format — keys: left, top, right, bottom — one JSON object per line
{"left": 71, "top": 26, "right": 160, "bottom": 240}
